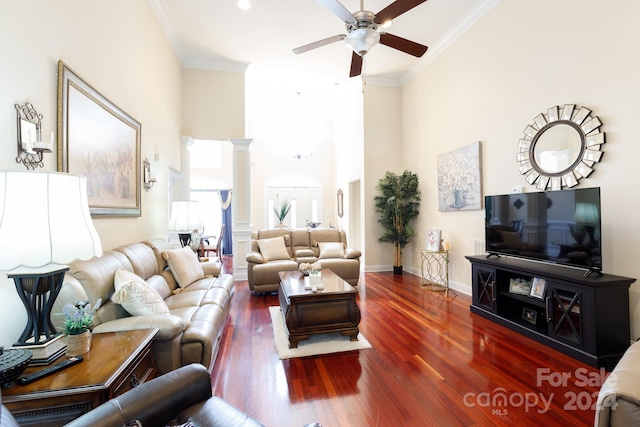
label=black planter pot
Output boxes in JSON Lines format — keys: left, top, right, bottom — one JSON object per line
{"left": 393, "top": 266, "right": 403, "bottom": 275}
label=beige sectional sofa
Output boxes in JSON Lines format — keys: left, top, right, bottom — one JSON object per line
{"left": 246, "top": 228, "right": 361, "bottom": 293}
{"left": 51, "top": 238, "right": 234, "bottom": 374}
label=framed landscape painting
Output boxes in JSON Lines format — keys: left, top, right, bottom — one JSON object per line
{"left": 437, "top": 141, "right": 482, "bottom": 211}
{"left": 57, "top": 60, "right": 141, "bottom": 217}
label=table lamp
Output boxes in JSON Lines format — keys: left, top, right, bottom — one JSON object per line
{"left": 168, "top": 201, "right": 202, "bottom": 248}
{"left": 0, "top": 171, "right": 102, "bottom": 362}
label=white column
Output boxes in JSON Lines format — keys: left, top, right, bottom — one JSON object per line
{"left": 230, "top": 138, "right": 253, "bottom": 280}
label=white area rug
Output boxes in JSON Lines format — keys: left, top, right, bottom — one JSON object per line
{"left": 269, "top": 306, "right": 372, "bottom": 360}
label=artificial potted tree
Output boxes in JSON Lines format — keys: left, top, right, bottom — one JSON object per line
{"left": 373, "top": 170, "right": 421, "bottom": 275}
{"left": 273, "top": 199, "right": 291, "bottom": 228}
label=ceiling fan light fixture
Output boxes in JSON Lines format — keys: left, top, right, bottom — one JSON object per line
{"left": 345, "top": 28, "right": 380, "bottom": 56}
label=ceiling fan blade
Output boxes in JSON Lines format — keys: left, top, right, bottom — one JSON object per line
{"left": 316, "top": 0, "right": 356, "bottom": 24}
{"left": 375, "top": 0, "right": 427, "bottom": 24}
{"left": 349, "top": 51, "right": 363, "bottom": 77}
{"left": 293, "top": 34, "right": 346, "bottom": 54}
{"left": 379, "top": 33, "right": 428, "bottom": 57}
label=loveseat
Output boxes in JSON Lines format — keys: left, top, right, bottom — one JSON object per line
{"left": 51, "top": 238, "right": 234, "bottom": 374}
{"left": 594, "top": 339, "right": 640, "bottom": 426}
{"left": 246, "top": 228, "right": 361, "bottom": 293}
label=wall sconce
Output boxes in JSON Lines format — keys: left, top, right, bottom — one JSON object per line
{"left": 15, "top": 102, "right": 53, "bottom": 170}
{"left": 143, "top": 158, "right": 156, "bottom": 191}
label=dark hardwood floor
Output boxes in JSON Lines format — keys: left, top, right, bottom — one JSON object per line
{"left": 212, "top": 257, "right": 603, "bottom": 426}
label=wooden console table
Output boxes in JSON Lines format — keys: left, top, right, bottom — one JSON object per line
{"left": 2, "top": 328, "right": 158, "bottom": 426}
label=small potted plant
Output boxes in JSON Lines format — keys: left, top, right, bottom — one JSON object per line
{"left": 299, "top": 262, "right": 322, "bottom": 285}
{"left": 273, "top": 199, "right": 291, "bottom": 228}
{"left": 60, "top": 298, "right": 101, "bottom": 357}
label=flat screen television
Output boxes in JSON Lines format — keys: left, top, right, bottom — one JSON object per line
{"left": 485, "top": 187, "right": 602, "bottom": 273}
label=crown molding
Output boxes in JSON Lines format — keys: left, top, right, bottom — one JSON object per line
{"left": 148, "top": 0, "right": 184, "bottom": 63}
{"left": 400, "top": 0, "right": 501, "bottom": 86}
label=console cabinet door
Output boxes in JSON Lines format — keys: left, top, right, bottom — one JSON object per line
{"left": 472, "top": 265, "right": 496, "bottom": 313}
{"left": 546, "top": 283, "right": 584, "bottom": 349}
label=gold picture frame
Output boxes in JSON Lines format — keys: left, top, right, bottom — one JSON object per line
{"left": 57, "top": 60, "right": 141, "bottom": 217}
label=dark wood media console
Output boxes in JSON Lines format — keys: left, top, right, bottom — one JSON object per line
{"left": 466, "top": 255, "right": 635, "bottom": 368}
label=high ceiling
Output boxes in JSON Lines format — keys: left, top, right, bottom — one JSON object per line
{"left": 149, "top": 0, "right": 496, "bottom": 85}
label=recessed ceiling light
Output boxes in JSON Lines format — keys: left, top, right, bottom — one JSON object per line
{"left": 237, "top": 0, "right": 251, "bottom": 10}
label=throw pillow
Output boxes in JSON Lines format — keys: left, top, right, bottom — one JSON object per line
{"left": 162, "top": 247, "right": 205, "bottom": 288}
{"left": 318, "top": 242, "right": 345, "bottom": 259}
{"left": 112, "top": 268, "right": 170, "bottom": 316}
{"left": 257, "top": 236, "right": 290, "bottom": 261}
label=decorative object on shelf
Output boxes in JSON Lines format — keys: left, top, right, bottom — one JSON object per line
{"left": 189, "top": 229, "right": 202, "bottom": 252}
{"left": 58, "top": 60, "right": 142, "bottom": 217}
{"left": 143, "top": 158, "right": 156, "bottom": 191}
{"left": 306, "top": 220, "right": 321, "bottom": 229}
{"left": 374, "top": 170, "right": 421, "bottom": 275}
{"left": 442, "top": 240, "right": 451, "bottom": 251}
{"left": 14, "top": 101, "right": 52, "bottom": 170}
{"left": 306, "top": 271, "right": 322, "bottom": 286}
{"left": 299, "top": 262, "right": 322, "bottom": 277}
{"left": 0, "top": 172, "right": 102, "bottom": 363}
{"left": 522, "top": 307, "right": 537, "bottom": 325}
{"left": 517, "top": 104, "right": 605, "bottom": 191}
{"left": 273, "top": 199, "right": 291, "bottom": 228}
{"left": 168, "top": 200, "right": 202, "bottom": 247}
{"left": 426, "top": 228, "right": 441, "bottom": 252}
{"left": 60, "top": 299, "right": 101, "bottom": 335}
{"left": 437, "top": 141, "right": 482, "bottom": 211}
{"left": 529, "top": 277, "right": 546, "bottom": 299}
{"left": 509, "top": 278, "right": 532, "bottom": 295}
{"left": 60, "top": 298, "right": 101, "bottom": 357}
{"left": 64, "top": 330, "right": 91, "bottom": 357}
{"left": 0, "top": 347, "right": 32, "bottom": 388}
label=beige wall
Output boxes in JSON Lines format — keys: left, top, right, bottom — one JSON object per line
{"left": 363, "top": 85, "right": 403, "bottom": 269}
{"left": 0, "top": 0, "right": 182, "bottom": 347}
{"left": 181, "top": 68, "right": 245, "bottom": 140}
{"left": 400, "top": 0, "right": 640, "bottom": 337}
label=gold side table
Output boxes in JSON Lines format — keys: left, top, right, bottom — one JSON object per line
{"left": 420, "top": 250, "right": 453, "bottom": 297}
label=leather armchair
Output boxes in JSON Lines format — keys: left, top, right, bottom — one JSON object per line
{"left": 64, "top": 363, "right": 264, "bottom": 427}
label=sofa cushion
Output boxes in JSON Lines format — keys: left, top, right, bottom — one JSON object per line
{"left": 112, "top": 268, "right": 170, "bottom": 316}
{"left": 163, "top": 247, "right": 205, "bottom": 288}
{"left": 318, "top": 242, "right": 345, "bottom": 259}
{"left": 257, "top": 236, "right": 290, "bottom": 261}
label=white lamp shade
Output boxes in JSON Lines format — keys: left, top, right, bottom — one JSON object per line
{"left": 168, "top": 201, "right": 202, "bottom": 233}
{"left": 345, "top": 28, "right": 380, "bottom": 56}
{"left": 0, "top": 171, "right": 103, "bottom": 270}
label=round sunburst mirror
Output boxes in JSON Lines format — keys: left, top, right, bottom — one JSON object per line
{"left": 517, "top": 104, "right": 605, "bottom": 191}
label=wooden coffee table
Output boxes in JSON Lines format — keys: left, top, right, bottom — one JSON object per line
{"left": 278, "top": 269, "right": 360, "bottom": 348}
{"left": 2, "top": 328, "right": 158, "bottom": 426}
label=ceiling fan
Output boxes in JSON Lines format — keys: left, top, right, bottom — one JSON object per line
{"left": 293, "top": 0, "right": 429, "bottom": 77}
